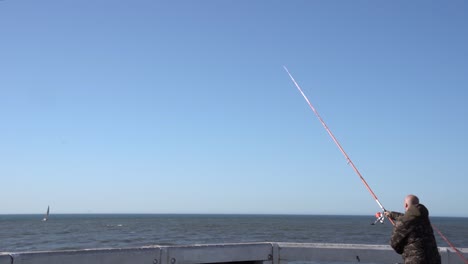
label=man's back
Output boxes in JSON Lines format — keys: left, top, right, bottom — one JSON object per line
{"left": 390, "top": 204, "right": 441, "bottom": 264}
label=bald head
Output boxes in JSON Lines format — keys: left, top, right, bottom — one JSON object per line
{"left": 404, "top": 194, "right": 420, "bottom": 211}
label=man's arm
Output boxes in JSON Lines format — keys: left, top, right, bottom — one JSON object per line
{"left": 390, "top": 220, "right": 410, "bottom": 254}
{"left": 385, "top": 211, "right": 404, "bottom": 221}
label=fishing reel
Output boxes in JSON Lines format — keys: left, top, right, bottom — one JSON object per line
{"left": 371, "top": 211, "right": 385, "bottom": 225}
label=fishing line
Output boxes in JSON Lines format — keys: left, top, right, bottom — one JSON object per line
{"left": 283, "top": 66, "right": 392, "bottom": 224}
{"left": 284, "top": 66, "right": 468, "bottom": 263}
{"left": 433, "top": 224, "right": 468, "bottom": 264}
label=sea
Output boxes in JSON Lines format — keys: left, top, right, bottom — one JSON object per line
{"left": 0, "top": 214, "right": 467, "bottom": 253}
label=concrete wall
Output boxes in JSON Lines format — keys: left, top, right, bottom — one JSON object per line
{"left": 1, "top": 243, "right": 467, "bottom": 264}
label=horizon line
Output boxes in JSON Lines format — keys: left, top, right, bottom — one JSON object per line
{"left": 1, "top": 212, "right": 467, "bottom": 218}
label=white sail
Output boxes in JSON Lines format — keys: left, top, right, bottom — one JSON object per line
{"left": 42, "top": 206, "right": 50, "bottom": 221}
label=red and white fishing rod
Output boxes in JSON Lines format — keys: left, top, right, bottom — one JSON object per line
{"left": 283, "top": 66, "right": 394, "bottom": 225}
{"left": 284, "top": 66, "right": 468, "bottom": 264}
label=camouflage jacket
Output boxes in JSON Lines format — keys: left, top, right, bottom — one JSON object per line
{"left": 388, "top": 204, "right": 441, "bottom": 264}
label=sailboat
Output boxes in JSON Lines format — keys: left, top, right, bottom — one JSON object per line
{"left": 42, "top": 206, "right": 50, "bottom": 222}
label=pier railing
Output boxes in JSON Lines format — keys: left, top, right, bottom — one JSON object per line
{"left": 1, "top": 242, "right": 467, "bottom": 264}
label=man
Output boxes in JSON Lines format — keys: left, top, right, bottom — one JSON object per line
{"left": 385, "top": 194, "right": 441, "bottom": 264}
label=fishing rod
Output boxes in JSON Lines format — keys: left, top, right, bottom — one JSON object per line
{"left": 284, "top": 66, "right": 468, "bottom": 263}
{"left": 283, "top": 66, "right": 394, "bottom": 225}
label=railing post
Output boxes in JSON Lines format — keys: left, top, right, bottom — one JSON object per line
{"left": 160, "top": 246, "right": 169, "bottom": 264}
{"left": 271, "top": 243, "right": 279, "bottom": 264}
{"left": 0, "top": 254, "right": 13, "bottom": 264}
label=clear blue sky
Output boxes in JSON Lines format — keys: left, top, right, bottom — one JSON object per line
{"left": 1, "top": 1, "right": 467, "bottom": 216}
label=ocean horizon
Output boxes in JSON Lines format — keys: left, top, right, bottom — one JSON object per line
{"left": 3, "top": 212, "right": 468, "bottom": 217}
{"left": 1, "top": 214, "right": 467, "bottom": 253}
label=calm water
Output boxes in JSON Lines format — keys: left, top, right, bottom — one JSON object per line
{"left": 0, "top": 214, "right": 466, "bottom": 252}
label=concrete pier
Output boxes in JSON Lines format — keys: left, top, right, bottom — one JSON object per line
{"left": 1, "top": 242, "right": 467, "bottom": 264}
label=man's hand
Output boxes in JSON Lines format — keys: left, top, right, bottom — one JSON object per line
{"left": 384, "top": 211, "right": 392, "bottom": 219}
